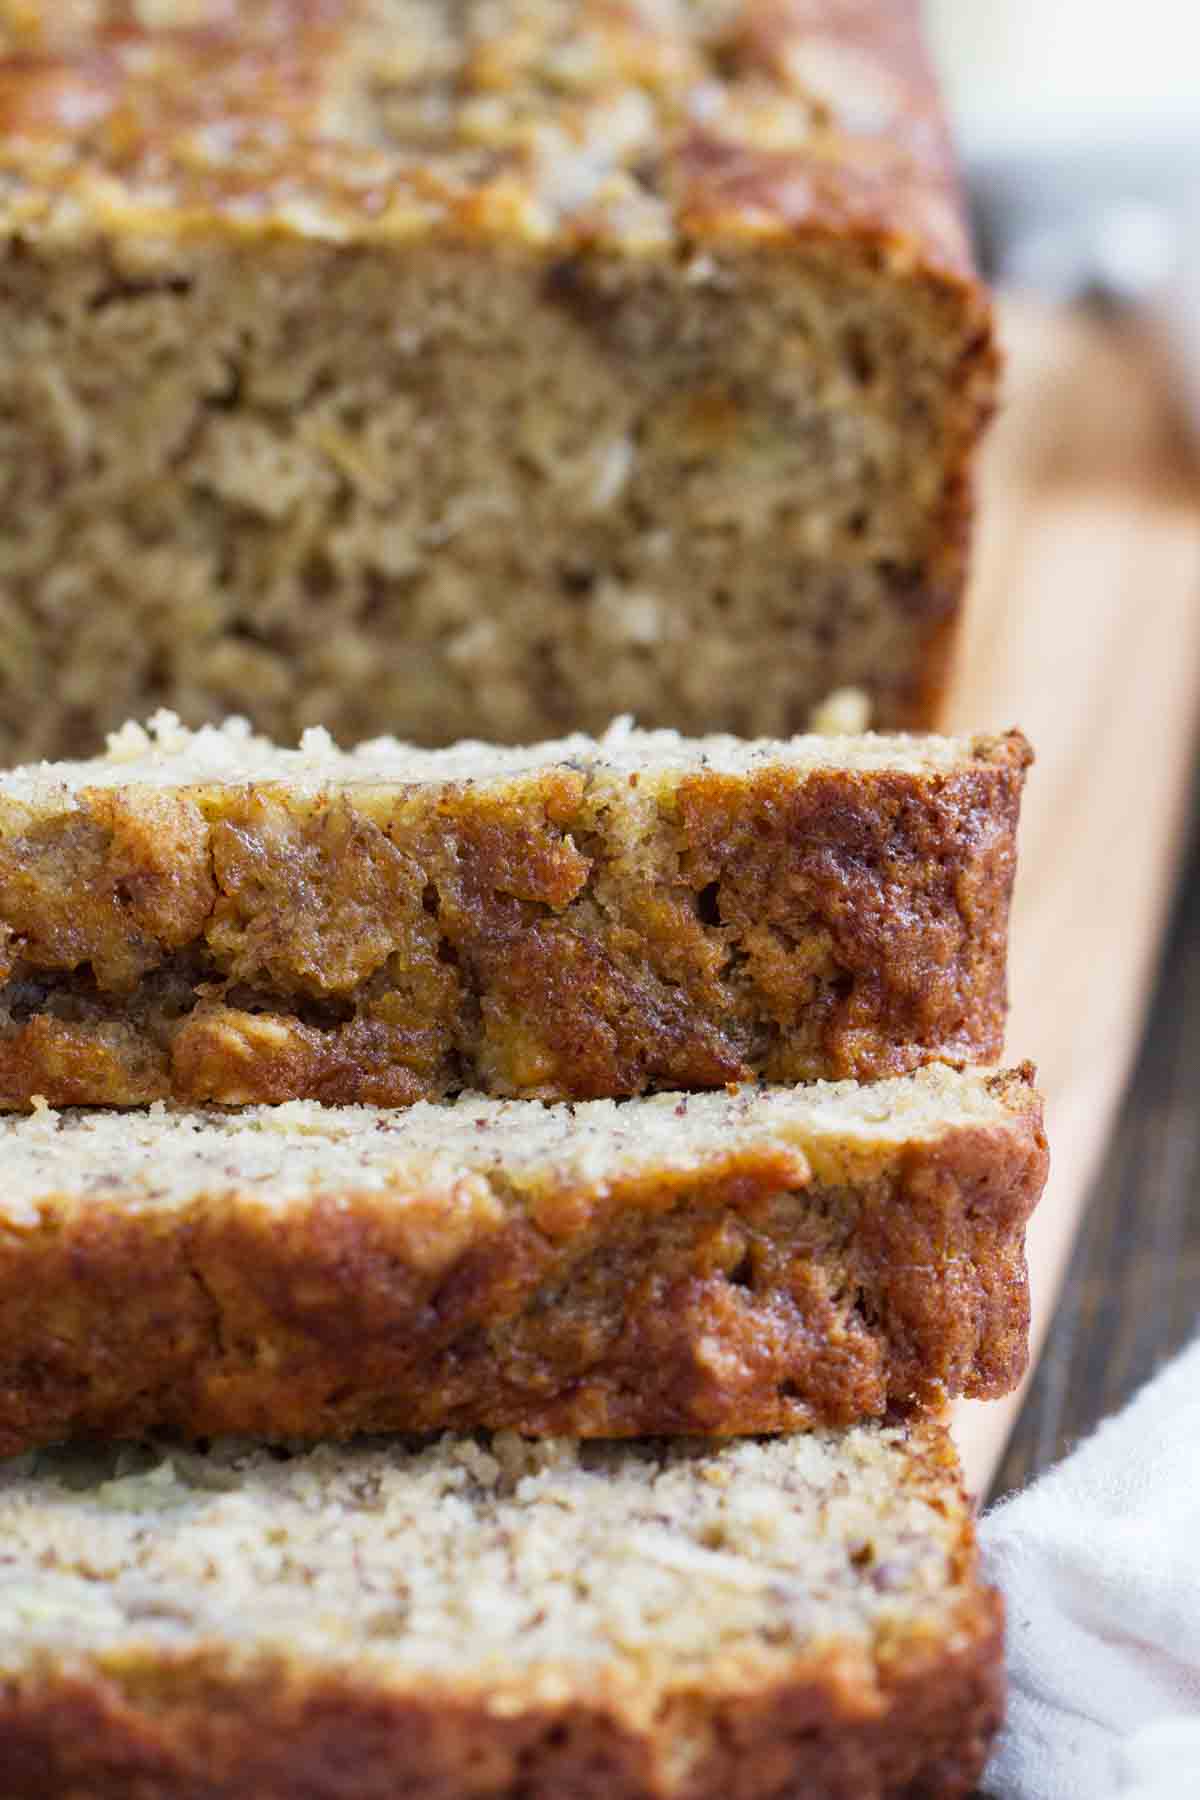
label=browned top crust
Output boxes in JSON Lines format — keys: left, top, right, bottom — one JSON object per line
{"left": 0, "top": 0, "right": 974, "bottom": 273}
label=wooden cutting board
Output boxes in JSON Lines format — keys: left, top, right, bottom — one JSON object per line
{"left": 947, "top": 301, "right": 1200, "bottom": 1497}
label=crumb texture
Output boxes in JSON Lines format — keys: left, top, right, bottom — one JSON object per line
{"left": 0, "top": 1425, "right": 1003, "bottom": 1798}
{"left": 0, "top": 0, "right": 995, "bottom": 758}
{"left": 0, "top": 1064, "right": 1047, "bottom": 1451}
{"left": 0, "top": 719, "right": 1030, "bottom": 1107}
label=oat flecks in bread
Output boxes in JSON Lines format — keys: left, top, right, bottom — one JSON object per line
{"left": 0, "top": 1063, "right": 1048, "bottom": 1453}
{"left": 0, "top": 1424, "right": 1003, "bottom": 1800}
{"left": 0, "top": 716, "right": 1031, "bottom": 1107}
{"left": 0, "top": 0, "right": 996, "bottom": 762}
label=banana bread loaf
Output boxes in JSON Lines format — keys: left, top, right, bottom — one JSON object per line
{"left": 0, "top": 0, "right": 995, "bottom": 763}
{"left": 0, "top": 715, "right": 1030, "bottom": 1108}
{"left": 0, "top": 1063, "right": 1046, "bottom": 1454}
{"left": 0, "top": 1424, "right": 1003, "bottom": 1799}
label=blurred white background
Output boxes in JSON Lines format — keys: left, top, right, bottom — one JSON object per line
{"left": 924, "top": 0, "right": 1200, "bottom": 156}
{"left": 924, "top": 0, "right": 1200, "bottom": 437}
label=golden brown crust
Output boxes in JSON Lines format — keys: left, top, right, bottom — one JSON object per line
{"left": 0, "top": 1076, "right": 1047, "bottom": 1453}
{"left": 0, "top": 735, "right": 1030, "bottom": 1108}
{"left": 0, "top": 1596, "right": 1003, "bottom": 1800}
{"left": 0, "top": 0, "right": 973, "bottom": 273}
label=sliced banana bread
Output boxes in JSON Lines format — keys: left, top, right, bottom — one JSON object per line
{"left": 0, "top": 715, "right": 1030, "bottom": 1108}
{"left": 0, "top": 1424, "right": 1003, "bottom": 1800}
{"left": 0, "top": 1063, "right": 1046, "bottom": 1454}
{"left": 0, "top": 0, "right": 996, "bottom": 763}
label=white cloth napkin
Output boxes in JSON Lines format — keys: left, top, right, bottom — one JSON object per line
{"left": 980, "top": 1338, "right": 1200, "bottom": 1798}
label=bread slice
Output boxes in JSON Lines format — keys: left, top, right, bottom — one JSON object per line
{"left": 0, "top": 1424, "right": 1003, "bottom": 1800}
{"left": 0, "top": 1062, "right": 1046, "bottom": 1454}
{"left": 0, "top": 1, "right": 995, "bottom": 766}
{"left": 0, "top": 714, "right": 1030, "bottom": 1109}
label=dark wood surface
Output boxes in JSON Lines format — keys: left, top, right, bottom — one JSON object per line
{"left": 988, "top": 781, "right": 1200, "bottom": 1503}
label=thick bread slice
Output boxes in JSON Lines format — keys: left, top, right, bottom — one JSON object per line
{"left": 0, "top": 1424, "right": 1003, "bottom": 1800}
{"left": 0, "top": 715, "right": 1030, "bottom": 1108}
{"left": 0, "top": 1063, "right": 1046, "bottom": 1454}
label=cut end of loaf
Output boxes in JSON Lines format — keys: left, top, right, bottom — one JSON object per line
{"left": 0, "top": 1, "right": 993, "bottom": 762}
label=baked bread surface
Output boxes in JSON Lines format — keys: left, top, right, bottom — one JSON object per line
{"left": 0, "top": 1063, "right": 1047, "bottom": 1452}
{"left": 0, "top": 0, "right": 995, "bottom": 758}
{"left": 0, "top": 716, "right": 1030, "bottom": 1107}
{"left": 0, "top": 1423, "right": 1003, "bottom": 1799}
